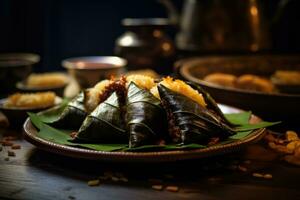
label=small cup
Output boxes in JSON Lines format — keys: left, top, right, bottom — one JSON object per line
{"left": 62, "top": 56, "right": 126, "bottom": 89}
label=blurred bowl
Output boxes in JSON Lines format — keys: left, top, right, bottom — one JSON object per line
{"left": 0, "top": 53, "right": 40, "bottom": 94}
{"left": 16, "top": 81, "right": 68, "bottom": 97}
{"left": 0, "top": 96, "right": 62, "bottom": 129}
{"left": 62, "top": 56, "right": 126, "bottom": 88}
{"left": 178, "top": 55, "right": 300, "bottom": 121}
{"left": 16, "top": 73, "right": 70, "bottom": 97}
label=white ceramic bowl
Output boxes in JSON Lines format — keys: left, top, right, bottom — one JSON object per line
{"left": 62, "top": 56, "right": 126, "bottom": 88}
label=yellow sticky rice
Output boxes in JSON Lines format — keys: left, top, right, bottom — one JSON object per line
{"left": 151, "top": 77, "right": 206, "bottom": 107}
{"left": 85, "top": 80, "right": 112, "bottom": 112}
{"left": 5, "top": 92, "right": 56, "bottom": 108}
{"left": 26, "top": 73, "right": 68, "bottom": 87}
{"left": 126, "top": 75, "right": 156, "bottom": 90}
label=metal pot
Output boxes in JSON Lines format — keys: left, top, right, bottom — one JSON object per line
{"left": 160, "top": 0, "right": 291, "bottom": 52}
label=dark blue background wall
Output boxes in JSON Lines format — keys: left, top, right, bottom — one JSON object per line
{"left": 0, "top": 0, "right": 299, "bottom": 72}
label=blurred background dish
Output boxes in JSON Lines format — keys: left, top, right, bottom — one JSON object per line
{"left": 0, "top": 92, "right": 61, "bottom": 128}
{"left": 16, "top": 72, "right": 70, "bottom": 97}
{"left": 271, "top": 70, "right": 300, "bottom": 94}
{"left": 178, "top": 55, "right": 300, "bottom": 121}
{"left": 0, "top": 53, "right": 40, "bottom": 95}
{"left": 62, "top": 56, "right": 126, "bottom": 89}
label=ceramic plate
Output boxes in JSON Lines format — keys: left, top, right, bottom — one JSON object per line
{"left": 23, "top": 104, "right": 265, "bottom": 162}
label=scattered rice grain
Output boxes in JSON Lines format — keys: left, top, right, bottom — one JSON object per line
{"left": 3, "top": 136, "right": 17, "bottom": 141}
{"left": 263, "top": 174, "right": 273, "bottom": 179}
{"left": 87, "top": 180, "right": 100, "bottom": 186}
{"left": 2, "top": 141, "right": 13, "bottom": 146}
{"left": 238, "top": 165, "right": 247, "bottom": 172}
{"left": 111, "top": 176, "right": 119, "bottom": 182}
{"left": 11, "top": 144, "right": 21, "bottom": 150}
{"left": 152, "top": 185, "right": 163, "bottom": 191}
{"left": 8, "top": 151, "right": 15, "bottom": 157}
{"left": 166, "top": 186, "right": 179, "bottom": 192}
{"left": 252, "top": 173, "right": 264, "bottom": 178}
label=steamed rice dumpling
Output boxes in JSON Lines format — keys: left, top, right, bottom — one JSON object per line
{"left": 50, "top": 92, "right": 87, "bottom": 130}
{"left": 46, "top": 75, "right": 237, "bottom": 148}
{"left": 84, "top": 77, "right": 127, "bottom": 113}
{"left": 74, "top": 92, "right": 127, "bottom": 143}
{"left": 126, "top": 82, "right": 168, "bottom": 148}
{"left": 157, "top": 78, "right": 235, "bottom": 145}
{"left": 151, "top": 77, "right": 206, "bottom": 107}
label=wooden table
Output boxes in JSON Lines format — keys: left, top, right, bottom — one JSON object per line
{"left": 1, "top": 126, "right": 300, "bottom": 200}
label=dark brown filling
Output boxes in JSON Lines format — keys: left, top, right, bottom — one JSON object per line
{"left": 101, "top": 76, "right": 127, "bottom": 129}
{"left": 161, "top": 99, "right": 181, "bottom": 143}
{"left": 99, "top": 76, "right": 127, "bottom": 105}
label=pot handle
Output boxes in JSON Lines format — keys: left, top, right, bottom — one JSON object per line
{"left": 158, "top": 0, "right": 180, "bottom": 25}
{"left": 272, "top": 0, "right": 293, "bottom": 25}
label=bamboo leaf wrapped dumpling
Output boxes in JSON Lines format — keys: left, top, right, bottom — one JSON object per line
{"left": 74, "top": 92, "right": 127, "bottom": 143}
{"left": 50, "top": 92, "right": 87, "bottom": 130}
{"left": 157, "top": 78, "right": 235, "bottom": 145}
{"left": 50, "top": 78, "right": 126, "bottom": 130}
{"left": 126, "top": 82, "right": 168, "bottom": 148}
{"left": 189, "top": 83, "right": 233, "bottom": 125}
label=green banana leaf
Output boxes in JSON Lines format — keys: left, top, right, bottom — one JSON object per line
{"left": 28, "top": 110, "right": 278, "bottom": 152}
{"left": 49, "top": 92, "right": 87, "bottom": 130}
{"left": 74, "top": 92, "right": 128, "bottom": 143}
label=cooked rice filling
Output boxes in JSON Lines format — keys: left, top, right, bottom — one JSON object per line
{"left": 153, "top": 77, "right": 206, "bottom": 107}
{"left": 26, "top": 73, "right": 68, "bottom": 87}
{"left": 5, "top": 92, "right": 56, "bottom": 108}
{"left": 85, "top": 80, "right": 113, "bottom": 113}
{"left": 126, "top": 75, "right": 156, "bottom": 91}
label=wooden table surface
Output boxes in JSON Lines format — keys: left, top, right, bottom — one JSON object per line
{"left": 0, "top": 111, "right": 300, "bottom": 200}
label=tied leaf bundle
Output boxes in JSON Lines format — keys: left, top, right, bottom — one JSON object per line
{"left": 28, "top": 110, "right": 278, "bottom": 152}
{"left": 74, "top": 92, "right": 127, "bottom": 143}
{"left": 158, "top": 84, "right": 235, "bottom": 145}
{"left": 50, "top": 92, "right": 87, "bottom": 130}
{"left": 126, "top": 82, "right": 168, "bottom": 148}
{"left": 28, "top": 76, "right": 280, "bottom": 152}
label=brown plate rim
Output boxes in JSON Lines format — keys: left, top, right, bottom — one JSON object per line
{"left": 23, "top": 104, "right": 266, "bottom": 162}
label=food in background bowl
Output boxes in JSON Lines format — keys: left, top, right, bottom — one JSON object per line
{"left": 235, "top": 74, "right": 275, "bottom": 93}
{"left": 204, "top": 73, "right": 276, "bottom": 93}
{"left": 0, "top": 91, "right": 60, "bottom": 128}
{"left": 203, "top": 73, "right": 237, "bottom": 88}
{"left": 26, "top": 73, "right": 68, "bottom": 88}
{"left": 271, "top": 70, "right": 300, "bottom": 85}
{"left": 4, "top": 92, "right": 56, "bottom": 108}
{"left": 16, "top": 72, "right": 69, "bottom": 96}
{"left": 178, "top": 55, "right": 300, "bottom": 121}
{"left": 271, "top": 70, "right": 300, "bottom": 94}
